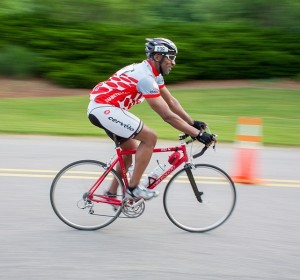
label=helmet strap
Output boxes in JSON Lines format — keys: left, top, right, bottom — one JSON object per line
{"left": 158, "top": 54, "right": 165, "bottom": 76}
{"left": 152, "top": 54, "right": 166, "bottom": 75}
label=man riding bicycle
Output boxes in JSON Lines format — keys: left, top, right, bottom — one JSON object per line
{"left": 87, "top": 38, "right": 213, "bottom": 200}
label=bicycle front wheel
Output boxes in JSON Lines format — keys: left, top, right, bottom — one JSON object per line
{"left": 50, "top": 160, "right": 124, "bottom": 230}
{"left": 163, "top": 164, "right": 236, "bottom": 232}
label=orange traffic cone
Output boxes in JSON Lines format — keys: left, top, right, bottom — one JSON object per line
{"left": 231, "top": 117, "right": 263, "bottom": 184}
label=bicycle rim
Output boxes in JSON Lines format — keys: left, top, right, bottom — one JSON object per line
{"left": 163, "top": 164, "right": 236, "bottom": 232}
{"left": 50, "top": 160, "right": 124, "bottom": 230}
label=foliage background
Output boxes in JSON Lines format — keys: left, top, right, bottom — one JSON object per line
{"left": 0, "top": 0, "right": 300, "bottom": 88}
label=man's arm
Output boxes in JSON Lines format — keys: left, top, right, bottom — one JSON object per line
{"left": 159, "top": 86, "right": 194, "bottom": 125}
{"left": 146, "top": 95, "right": 199, "bottom": 137}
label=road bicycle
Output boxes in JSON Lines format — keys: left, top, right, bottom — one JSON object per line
{"left": 50, "top": 133, "right": 236, "bottom": 233}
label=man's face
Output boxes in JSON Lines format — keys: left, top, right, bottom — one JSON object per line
{"left": 154, "top": 54, "right": 176, "bottom": 75}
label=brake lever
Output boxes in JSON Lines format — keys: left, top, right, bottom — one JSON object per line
{"left": 212, "top": 134, "right": 217, "bottom": 151}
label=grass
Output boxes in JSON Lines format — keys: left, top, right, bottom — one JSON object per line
{"left": 1, "top": 87, "right": 299, "bottom": 146}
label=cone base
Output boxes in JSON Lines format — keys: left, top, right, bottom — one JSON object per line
{"left": 232, "top": 176, "right": 263, "bottom": 185}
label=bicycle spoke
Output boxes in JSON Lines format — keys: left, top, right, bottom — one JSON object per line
{"left": 50, "top": 160, "right": 124, "bottom": 230}
{"left": 163, "top": 164, "right": 236, "bottom": 232}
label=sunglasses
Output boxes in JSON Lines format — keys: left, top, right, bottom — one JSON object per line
{"left": 164, "top": 54, "right": 176, "bottom": 61}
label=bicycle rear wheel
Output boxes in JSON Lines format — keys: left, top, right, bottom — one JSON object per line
{"left": 163, "top": 164, "right": 236, "bottom": 232}
{"left": 50, "top": 160, "right": 124, "bottom": 230}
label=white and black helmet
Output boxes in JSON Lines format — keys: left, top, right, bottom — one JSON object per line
{"left": 145, "top": 38, "right": 178, "bottom": 58}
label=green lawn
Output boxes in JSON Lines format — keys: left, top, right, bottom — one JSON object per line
{"left": 1, "top": 87, "right": 299, "bottom": 146}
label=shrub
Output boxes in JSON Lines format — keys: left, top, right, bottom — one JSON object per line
{"left": 0, "top": 45, "right": 43, "bottom": 78}
{"left": 1, "top": 15, "right": 300, "bottom": 87}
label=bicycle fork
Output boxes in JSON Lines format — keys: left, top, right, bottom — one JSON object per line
{"left": 184, "top": 164, "right": 203, "bottom": 203}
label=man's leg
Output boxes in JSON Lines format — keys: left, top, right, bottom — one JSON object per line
{"left": 108, "top": 139, "right": 138, "bottom": 195}
{"left": 108, "top": 125, "right": 156, "bottom": 194}
{"left": 128, "top": 125, "right": 157, "bottom": 188}
{"left": 107, "top": 126, "right": 157, "bottom": 200}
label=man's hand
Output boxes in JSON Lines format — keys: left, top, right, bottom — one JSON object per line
{"left": 193, "top": 120, "right": 207, "bottom": 131}
{"left": 196, "top": 132, "right": 214, "bottom": 145}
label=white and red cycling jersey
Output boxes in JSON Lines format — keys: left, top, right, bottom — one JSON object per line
{"left": 90, "top": 59, "right": 165, "bottom": 110}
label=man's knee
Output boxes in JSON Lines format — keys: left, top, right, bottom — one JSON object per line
{"left": 142, "top": 131, "right": 157, "bottom": 148}
{"left": 135, "top": 126, "right": 157, "bottom": 147}
{"left": 148, "top": 132, "right": 157, "bottom": 146}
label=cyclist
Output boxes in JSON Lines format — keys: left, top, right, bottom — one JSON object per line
{"left": 87, "top": 38, "right": 213, "bottom": 200}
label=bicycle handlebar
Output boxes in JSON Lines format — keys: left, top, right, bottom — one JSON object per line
{"left": 179, "top": 132, "right": 217, "bottom": 159}
{"left": 192, "top": 146, "right": 208, "bottom": 159}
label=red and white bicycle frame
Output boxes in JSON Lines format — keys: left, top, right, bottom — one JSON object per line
{"left": 86, "top": 142, "right": 189, "bottom": 206}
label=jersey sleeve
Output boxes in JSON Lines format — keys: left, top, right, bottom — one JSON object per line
{"left": 137, "top": 76, "right": 161, "bottom": 98}
{"left": 156, "top": 75, "right": 165, "bottom": 89}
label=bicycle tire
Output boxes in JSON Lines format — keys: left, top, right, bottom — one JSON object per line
{"left": 50, "top": 160, "right": 124, "bottom": 230}
{"left": 163, "top": 164, "right": 236, "bottom": 232}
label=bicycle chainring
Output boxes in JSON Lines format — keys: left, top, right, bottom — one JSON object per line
{"left": 122, "top": 197, "right": 145, "bottom": 218}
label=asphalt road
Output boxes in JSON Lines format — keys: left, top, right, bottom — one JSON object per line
{"left": 0, "top": 135, "right": 299, "bottom": 280}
